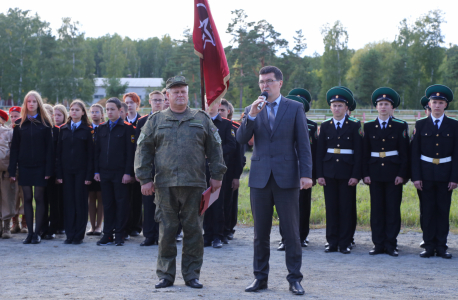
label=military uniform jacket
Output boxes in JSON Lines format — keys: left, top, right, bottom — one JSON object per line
{"left": 316, "top": 115, "right": 362, "bottom": 180}
{"left": 212, "top": 114, "right": 236, "bottom": 164}
{"left": 411, "top": 115, "right": 458, "bottom": 183}
{"left": 136, "top": 113, "right": 154, "bottom": 177}
{"left": 56, "top": 122, "right": 94, "bottom": 181}
{"left": 8, "top": 116, "right": 54, "bottom": 177}
{"left": 362, "top": 118, "right": 409, "bottom": 182}
{"left": 127, "top": 113, "right": 141, "bottom": 127}
{"left": 134, "top": 107, "right": 226, "bottom": 188}
{"left": 307, "top": 119, "right": 318, "bottom": 180}
{"left": 94, "top": 119, "right": 136, "bottom": 175}
{"left": 225, "top": 121, "right": 244, "bottom": 180}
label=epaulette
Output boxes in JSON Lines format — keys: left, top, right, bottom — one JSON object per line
{"left": 418, "top": 117, "right": 428, "bottom": 121}
{"left": 198, "top": 110, "right": 211, "bottom": 119}
{"left": 391, "top": 118, "right": 406, "bottom": 124}
{"left": 324, "top": 118, "right": 333, "bottom": 123}
{"left": 222, "top": 117, "right": 231, "bottom": 122}
{"left": 100, "top": 121, "right": 106, "bottom": 125}
{"left": 89, "top": 125, "right": 93, "bottom": 129}
{"left": 232, "top": 121, "right": 240, "bottom": 126}
{"left": 348, "top": 117, "right": 359, "bottom": 122}
{"left": 124, "top": 121, "right": 132, "bottom": 125}
{"left": 365, "top": 119, "right": 376, "bottom": 123}
{"left": 448, "top": 117, "right": 458, "bottom": 121}
{"left": 139, "top": 114, "right": 149, "bottom": 120}
{"left": 56, "top": 124, "right": 65, "bottom": 129}
{"left": 307, "top": 124, "right": 315, "bottom": 127}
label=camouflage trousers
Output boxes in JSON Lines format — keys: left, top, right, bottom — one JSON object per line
{"left": 155, "top": 186, "right": 205, "bottom": 283}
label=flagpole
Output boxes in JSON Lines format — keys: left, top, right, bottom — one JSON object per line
{"left": 200, "top": 58, "right": 205, "bottom": 110}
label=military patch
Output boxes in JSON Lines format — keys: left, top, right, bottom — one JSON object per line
{"left": 402, "top": 129, "right": 407, "bottom": 138}
{"left": 91, "top": 130, "right": 94, "bottom": 134}
{"left": 358, "top": 127, "right": 364, "bottom": 137}
{"left": 309, "top": 136, "right": 313, "bottom": 144}
{"left": 131, "top": 135, "right": 135, "bottom": 143}
{"left": 214, "top": 131, "right": 222, "bottom": 144}
{"left": 231, "top": 129, "right": 235, "bottom": 137}
{"left": 190, "top": 119, "right": 202, "bottom": 124}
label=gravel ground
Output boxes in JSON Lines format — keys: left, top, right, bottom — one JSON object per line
{"left": 1, "top": 226, "right": 457, "bottom": 299}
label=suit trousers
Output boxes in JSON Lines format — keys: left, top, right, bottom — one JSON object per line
{"left": 223, "top": 174, "right": 235, "bottom": 236}
{"left": 62, "top": 170, "right": 89, "bottom": 241}
{"left": 279, "top": 188, "right": 311, "bottom": 243}
{"left": 369, "top": 181, "right": 402, "bottom": 251}
{"left": 100, "top": 170, "right": 129, "bottom": 239}
{"left": 250, "top": 173, "right": 302, "bottom": 283}
{"left": 43, "top": 177, "right": 64, "bottom": 234}
{"left": 203, "top": 174, "right": 226, "bottom": 241}
{"left": 323, "top": 177, "right": 355, "bottom": 249}
{"left": 126, "top": 181, "right": 143, "bottom": 233}
{"left": 421, "top": 180, "right": 452, "bottom": 253}
{"left": 142, "top": 193, "right": 159, "bottom": 239}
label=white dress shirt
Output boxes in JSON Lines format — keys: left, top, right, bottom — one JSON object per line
{"left": 333, "top": 117, "right": 345, "bottom": 129}
{"left": 431, "top": 114, "right": 445, "bottom": 129}
{"left": 248, "top": 94, "right": 282, "bottom": 120}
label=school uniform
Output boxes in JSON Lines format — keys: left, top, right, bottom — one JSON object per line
{"left": 88, "top": 123, "right": 101, "bottom": 192}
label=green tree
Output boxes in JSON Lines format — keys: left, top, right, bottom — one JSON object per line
{"left": 102, "top": 77, "right": 128, "bottom": 98}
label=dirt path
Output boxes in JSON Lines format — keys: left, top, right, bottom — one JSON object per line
{"left": 1, "top": 226, "right": 457, "bottom": 299}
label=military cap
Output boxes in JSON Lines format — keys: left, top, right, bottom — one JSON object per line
{"left": 288, "top": 88, "right": 311, "bottom": 103}
{"left": 425, "top": 84, "right": 454, "bottom": 103}
{"left": 420, "top": 96, "right": 430, "bottom": 110}
{"left": 334, "top": 86, "right": 354, "bottom": 97}
{"left": 349, "top": 99, "right": 357, "bottom": 112}
{"left": 166, "top": 75, "right": 188, "bottom": 89}
{"left": 371, "top": 87, "right": 400, "bottom": 108}
{"left": 326, "top": 87, "right": 354, "bottom": 107}
{"left": 286, "top": 95, "right": 310, "bottom": 112}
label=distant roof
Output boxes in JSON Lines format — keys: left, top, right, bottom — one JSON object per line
{"left": 94, "top": 78, "right": 163, "bottom": 88}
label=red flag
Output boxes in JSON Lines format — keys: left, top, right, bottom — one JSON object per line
{"left": 193, "top": 0, "right": 230, "bottom": 108}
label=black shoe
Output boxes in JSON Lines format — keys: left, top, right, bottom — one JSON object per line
{"left": 23, "top": 233, "right": 33, "bottom": 244}
{"left": 140, "top": 237, "right": 158, "bottom": 246}
{"left": 204, "top": 240, "right": 212, "bottom": 247}
{"left": 63, "top": 239, "right": 73, "bottom": 244}
{"left": 436, "top": 251, "right": 452, "bottom": 259}
{"left": 93, "top": 230, "right": 102, "bottom": 236}
{"left": 72, "top": 239, "right": 83, "bottom": 245}
{"left": 31, "top": 233, "right": 41, "bottom": 244}
{"left": 386, "top": 249, "right": 398, "bottom": 257}
{"left": 227, "top": 232, "right": 234, "bottom": 240}
{"left": 130, "top": 230, "right": 140, "bottom": 237}
{"left": 115, "top": 241, "right": 124, "bottom": 246}
{"left": 155, "top": 278, "right": 173, "bottom": 289}
{"left": 176, "top": 234, "right": 183, "bottom": 242}
{"left": 245, "top": 279, "right": 268, "bottom": 292}
{"left": 42, "top": 234, "right": 55, "bottom": 240}
{"left": 305, "top": 237, "right": 309, "bottom": 243}
{"left": 185, "top": 278, "right": 203, "bottom": 289}
{"left": 212, "top": 239, "right": 223, "bottom": 248}
{"left": 420, "top": 250, "right": 434, "bottom": 258}
{"left": 277, "top": 242, "right": 286, "bottom": 251}
{"left": 56, "top": 230, "right": 65, "bottom": 234}
{"left": 325, "top": 246, "right": 338, "bottom": 253}
{"left": 351, "top": 241, "right": 356, "bottom": 247}
{"left": 340, "top": 247, "right": 351, "bottom": 254}
{"left": 222, "top": 236, "right": 229, "bottom": 244}
{"left": 420, "top": 240, "right": 425, "bottom": 248}
{"left": 369, "top": 248, "right": 384, "bottom": 255}
{"left": 97, "top": 235, "right": 113, "bottom": 246}
{"left": 301, "top": 240, "right": 308, "bottom": 247}
{"left": 324, "top": 242, "right": 329, "bottom": 248}
{"left": 289, "top": 281, "right": 305, "bottom": 295}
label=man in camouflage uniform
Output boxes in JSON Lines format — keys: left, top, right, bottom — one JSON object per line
{"left": 134, "top": 76, "right": 226, "bottom": 289}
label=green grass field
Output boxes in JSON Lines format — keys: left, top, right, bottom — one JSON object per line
{"left": 237, "top": 151, "right": 458, "bottom": 231}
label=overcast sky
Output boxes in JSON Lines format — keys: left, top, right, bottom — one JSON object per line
{"left": 3, "top": 0, "right": 457, "bottom": 56}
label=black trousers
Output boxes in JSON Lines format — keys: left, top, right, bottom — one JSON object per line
{"left": 43, "top": 177, "right": 64, "bottom": 235}
{"left": 323, "top": 177, "right": 355, "bottom": 249}
{"left": 280, "top": 188, "right": 311, "bottom": 243}
{"left": 351, "top": 185, "right": 357, "bottom": 242}
{"left": 421, "top": 180, "right": 452, "bottom": 253}
{"left": 62, "top": 170, "right": 89, "bottom": 241}
{"left": 369, "top": 181, "right": 402, "bottom": 251}
{"left": 142, "top": 193, "right": 159, "bottom": 239}
{"left": 100, "top": 171, "right": 129, "bottom": 239}
{"left": 251, "top": 174, "right": 302, "bottom": 283}
{"left": 203, "top": 174, "right": 226, "bottom": 241}
{"left": 126, "top": 181, "right": 143, "bottom": 233}
{"left": 417, "top": 189, "right": 424, "bottom": 231}
{"left": 223, "top": 174, "right": 235, "bottom": 236}
{"left": 230, "top": 188, "right": 239, "bottom": 233}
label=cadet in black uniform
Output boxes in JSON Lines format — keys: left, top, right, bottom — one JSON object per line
{"left": 94, "top": 98, "right": 136, "bottom": 246}
{"left": 135, "top": 90, "right": 164, "bottom": 246}
{"left": 411, "top": 84, "right": 458, "bottom": 259}
{"left": 56, "top": 100, "right": 94, "bottom": 244}
{"left": 316, "top": 87, "right": 362, "bottom": 254}
{"left": 363, "top": 88, "right": 409, "bottom": 257}
{"left": 8, "top": 91, "right": 54, "bottom": 245}
{"left": 204, "top": 99, "right": 236, "bottom": 248}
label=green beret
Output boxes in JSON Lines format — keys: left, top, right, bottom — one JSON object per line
{"left": 371, "top": 87, "right": 400, "bottom": 108}
{"left": 288, "top": 88, "right": 311, "bottom": 103}
{"left": 326, "top": 87, "right": 354, "bottom": 107}
{"left": 286, "top": 95, "right": 310, "bottom": 113}
{"left": 425, "top": 84, "right": 454, "bottom": 103}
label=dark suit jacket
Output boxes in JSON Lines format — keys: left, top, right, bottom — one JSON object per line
{"left": 316, "top": 115, "right": 362, "bottom": 180}
{"left": 307, "top": 119, "right": 318, "bottom": 180}
{"left": 236, "top": 96, "right": 312, "bottom": 189}
{"left": 362, "top": 117, "right": 409, "bottom": 182}
{"left": 411, "top": 115, "right": 458, "bottom": 182}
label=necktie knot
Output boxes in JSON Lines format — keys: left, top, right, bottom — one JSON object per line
{"left": 72, "top": 124, "right": 76, "bottom": 132}
{"left": 382, "top": 121, "right": 386, "bottom": 129}
{"left": 435, "top": 120, "right": 440, "bottom": 124}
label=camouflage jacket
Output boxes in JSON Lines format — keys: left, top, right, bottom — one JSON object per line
{"left": 134, "top": 107, "right": 226, "bottom": 188}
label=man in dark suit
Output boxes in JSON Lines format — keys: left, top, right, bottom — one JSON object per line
{"left": 411, "top": 84, "right": 458, "bottom": 259}
{"left": 316, "top": 87, "right": 362, "bottom": 255}
{"left": 236, "top": 66, "right": 313, "bottom": 296}
{"left": 362, "top": 88, "right": 409, "bottom": 257}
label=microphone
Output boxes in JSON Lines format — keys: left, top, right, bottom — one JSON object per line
{"left": 257, "top": 91, "right": 269, "bottom": 110}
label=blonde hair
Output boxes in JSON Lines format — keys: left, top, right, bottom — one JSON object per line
{"left": 149, "top": 90, "right": 165, "bottom": 99}
{"left": 54, "top": 104, "right": 68, "bottom": 126}
{"left": 90, "top": 104, "right": 105, "bottom": 118}
{"left": 20, "top": 91, "right": 53, "bottom": 127}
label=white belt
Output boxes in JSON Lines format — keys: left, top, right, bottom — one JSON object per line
{"left": 327, "top": 148, "right": 354, "bottom": 154}
{"left": 371, "top": 150, "right": 398, "bottom": 158}
{"left": 420, "top": 155, "right": 452, "bottom": 165}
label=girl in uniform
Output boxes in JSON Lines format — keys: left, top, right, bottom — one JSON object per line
{"left": 8, "top": 91, "right": 54, "bottom": 244}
